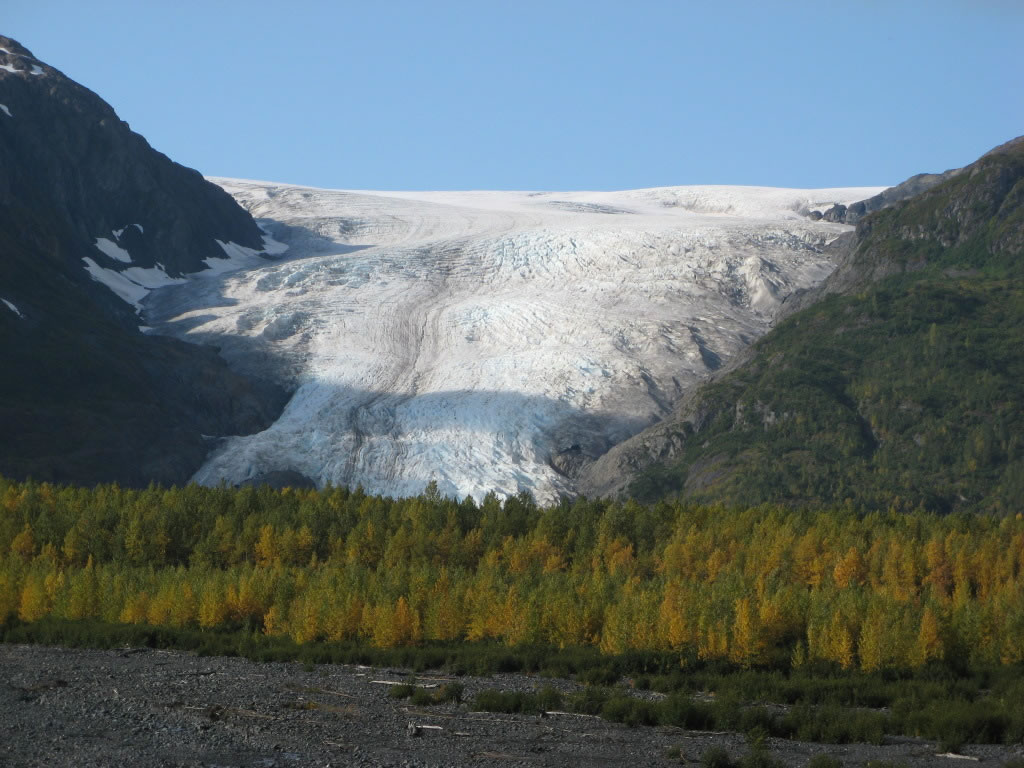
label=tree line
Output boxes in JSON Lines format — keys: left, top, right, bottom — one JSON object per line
{"left": 2, "top": 476, "right": 1023, "bottom": 672}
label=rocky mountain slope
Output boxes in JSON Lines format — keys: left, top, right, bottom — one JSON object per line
{"left": 581, "top": 136, "right": 1024, "bottom": 513}
{"left": 147, "top": 181, "right": 881, "bottom": 502}
{"left": 0, "top": 35, "right": 286, "bottom": 485}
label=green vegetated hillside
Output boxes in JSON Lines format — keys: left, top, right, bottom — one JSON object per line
{"left": 630, "top": 137, "right": 1024, "bottom": 513}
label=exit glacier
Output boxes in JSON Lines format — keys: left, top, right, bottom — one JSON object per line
{"left": 145, "top": 181, "right": 883, "bottom": 503}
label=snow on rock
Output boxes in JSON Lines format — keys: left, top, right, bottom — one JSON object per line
{"left": 0, "top": 104, "right": 11, "bottom": 118}
{"left": 94, "top": 237, "right": 133, "bottom": 263}
{"left": 0, "top": 53, "right": 43, "bottom": 77}
{"left": 84, "top": 223, "right": 282, "bottom": 314}
{"left": 82, "top": 257, "right": 149, "bottom": 310}
{"left": 148, "top": 180, "right": 882, "bottom": 503}
{"left": 202, "top": 236, "right": 284, "bottom": 275}
{"left": 82, "top": 257, "right": 187, "bottom": 313}
{"left": 2, "top": 298, "right": 24, "bottom": 318}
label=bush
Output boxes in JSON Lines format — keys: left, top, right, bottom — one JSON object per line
{"left": 600, "top": 696, "right": 659, "bottom": 727}
{"left": 473, "top": 689, "right": 540, "bottom": 714}
{"left": 780, "top": 704, "right": 888, "bottom": 744}
{"left": 701, "top": 746, "right": 735, "bottom": 768}
{"left": 581, "top": 665, "right": 620, "bottom": 686}
{"left": 436, "top": 682, "right": 464, "bottom": 704}
{"left": 739, "top": 751, "right": 784, "bottom": 768}
{"left": 410, "top": 687, "right": 435, "bottom": 706}
{"left": 388, "top": 683, "right": 415, "bottom": 699}
{"left": 658, "top": 694, "right": 716, "bottom": 730}
{"left": 566, "top": 686, "right": 611, "bottom": 716}
{"left": 535, "top": 685, "right": 563, "bottom": 711}
{"left": 807, "top": 756, "right": 842, "bottom": 768}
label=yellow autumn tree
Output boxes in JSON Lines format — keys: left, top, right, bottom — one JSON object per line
{"left": 18, "top": 574, "right": 49, "bottom": 622}
{"left": 730, "top": 596, "right": 764, "bottom": 668}
{"left": 833, "top": 547, "right": 866, "bottom": 589}
{"left": 10, "top": 523, "right": 36, "bottom": 560}
{"left": 913, "top": 606, "right": 944, "bottom": 666}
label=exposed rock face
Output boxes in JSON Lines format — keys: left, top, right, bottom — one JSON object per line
{"left": 0, "top": 35, "right": 286, "bottom": 486}
{"left": 0, "top": 36, "right": 264, "bottom": 281}
{"left": 819, "top": 167, "right": 965, "bottom": 225}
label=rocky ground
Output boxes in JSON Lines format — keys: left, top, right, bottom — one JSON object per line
{"left": 1, "top": 644, "right": 1020, "bottom": 767}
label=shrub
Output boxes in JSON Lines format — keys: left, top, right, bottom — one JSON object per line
{"left": 600, "top": 696, "right": 659, "bottom": 727}
{"left": 410, "top": 687, "right": 435, "bottom": 706}
{"left": 388, "top": 683, "right": 415, "bottom": 699}
{"left": 473, "top": 689, "right": 539, "bottom": 714}
{"left": 701, "top": 746, "right": 735, "bottom": 768}
{"left": 739, "top": 751, "right": 784, "bottom": 768}
{"left": 535, "top": 685, "right": 563, "bottom": 711}
{"left": 658, "top": 694, "right": 716, "bottom": 730}
{"left": 436, "top": 682, "right": 464, "bottom": 704}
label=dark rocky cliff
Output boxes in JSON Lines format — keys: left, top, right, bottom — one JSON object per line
{"left": 0, "top": 35, "right": 286, "bottom": 486}
{"left": 0, "top": 36, "right": 264, "bottom": 281}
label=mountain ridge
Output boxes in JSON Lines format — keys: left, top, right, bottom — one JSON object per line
{"left": 579, "top": 135, "right": 1024, "bottom": 513}
{"left": 0, "top": 34, "right": 287, "bottom": 487}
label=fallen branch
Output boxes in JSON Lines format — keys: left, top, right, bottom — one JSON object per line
{"left": 370, "top": 680, "right": 438, "bottom": 689}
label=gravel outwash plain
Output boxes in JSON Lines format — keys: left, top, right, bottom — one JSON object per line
{"left": 1, "top": 643, "right": 1020, "bottom": 767}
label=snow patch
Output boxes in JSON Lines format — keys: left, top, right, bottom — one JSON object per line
{"left": 94, "top": 237, "right": 132, "bottom": 263}
{"left": 121, "top": 264, "right": 188, "bottom": 289}
{"left": 0, "top": 53, "right": 42, "bottom": 76}
{"left": 204, "top": 240, "right": 270, "bottom": 275}
{"left": 82, "top": 258, "right": 187, "bottom": 312}
{"left": 0, "top": 104, "right": 10, "bottom": 118}
{"left": 2, "top": 299, "right": 24, "bottom": 319}
{"left": 82, "top": 257, "right": 148, "bottom": 310}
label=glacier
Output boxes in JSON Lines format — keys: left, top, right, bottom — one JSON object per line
{"left": 144, "top": 180, "right": 883, "bottom": 503}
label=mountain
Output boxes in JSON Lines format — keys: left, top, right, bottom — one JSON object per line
{"left": 146, "top": 180, "right": 882, "bottom": 502}
{"left": 580, "top": 136, "right": 1024, "bottom": 514}
{"left": 0, "top": 35, "right": 286, "bottom": 486}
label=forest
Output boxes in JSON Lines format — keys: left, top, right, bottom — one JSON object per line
{"left": 3, "top": 476, "right": 1024, "bottom": 671}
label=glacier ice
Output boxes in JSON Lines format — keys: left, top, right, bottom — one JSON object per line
{"left": 145, "top": 180, "right": 883, "bottom": 503}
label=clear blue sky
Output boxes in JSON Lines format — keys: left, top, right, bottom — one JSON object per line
{"left": 6, "top": 0, "right": 1023, "bottom": 190}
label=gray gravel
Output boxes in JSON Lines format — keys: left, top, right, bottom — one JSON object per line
{"left": 1, "top": 644, "right": 1020, "bottom": 767}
